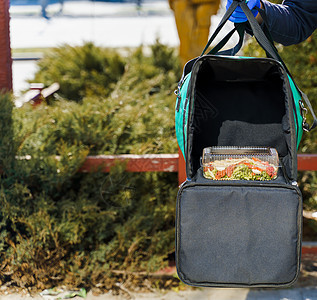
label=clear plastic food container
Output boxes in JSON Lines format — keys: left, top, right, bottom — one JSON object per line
{"left": 202, "top": 146, "right": 279, "bottom": 180}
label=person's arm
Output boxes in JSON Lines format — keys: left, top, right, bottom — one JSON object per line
{"left": 260, "top": 0, "right": 317, "bottom": 45}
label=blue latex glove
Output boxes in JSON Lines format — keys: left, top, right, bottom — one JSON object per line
{"left": 226, "top": 0, "right": 261, "bottom": 23}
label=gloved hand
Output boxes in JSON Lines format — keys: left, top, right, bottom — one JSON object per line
{"left": 226, "top": 0, "right": 261, "bottom": 23}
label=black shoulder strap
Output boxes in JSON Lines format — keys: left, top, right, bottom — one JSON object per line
{"left": 208, "top": 23, "right": 246, "bottom": 56}
{"left": 198, "top": 0, "right": 317, "bottom": 131}
{"left": 201, "top": 0, "right": 240, "bottom": 56}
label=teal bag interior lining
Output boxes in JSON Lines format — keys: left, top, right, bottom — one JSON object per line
{"left": 288, "top": 75, "right": 303, "bottom": 149}
{"left": 175, "top": 73, "right": 191, "bottom": 159}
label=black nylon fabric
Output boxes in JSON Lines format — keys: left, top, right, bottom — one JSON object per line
{"left": 187, "top": 56, "right": 294, "bottom": 180}
{"left": 176, "top": 182, "right": 302, "bottom": 287}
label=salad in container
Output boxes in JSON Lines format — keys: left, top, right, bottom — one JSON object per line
{"left": 202, "top": 146, "right": 279, "bottom": 181}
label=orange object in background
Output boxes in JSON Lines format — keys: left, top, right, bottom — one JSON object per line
{"left": 178, "top": 147, "right": 187, "bottom": 185}
{"left": 169, "top": 0, "right": 221, "bottom": 66}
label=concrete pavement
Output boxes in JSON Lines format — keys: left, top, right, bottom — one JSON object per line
{"left": 1, "top": 287, "right": 317, "bottom": 300}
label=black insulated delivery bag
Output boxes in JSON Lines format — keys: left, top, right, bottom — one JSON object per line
{"left": 175, "top": 0, "right": 317, "bottom": 288}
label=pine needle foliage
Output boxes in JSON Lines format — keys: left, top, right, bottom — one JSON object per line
{"left": 0, "top": 42, "right": 181, "bottom": 291}
{"left": 30, "top": 43, "right": 126, "bottom": 102}
{"left": 0, "top": 93, "right": 15, "bottom": 177}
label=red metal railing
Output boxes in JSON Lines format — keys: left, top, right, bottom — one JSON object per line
{"left": 78, "top": 154, "right": 179, "bottom": 173}
{"left": 79, "top": 153, "right": 317, "bottom": 175}
{"left": 297, "top": 154, "right": 317, "bottom": 171}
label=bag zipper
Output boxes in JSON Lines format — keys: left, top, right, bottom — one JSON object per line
{"left": 175, "top": 89, "right": 181, "bottom": 112}
{"left": 180, "top": 179, "right": 298, "bottom": 189}
{"left": 175, "top": 73, "right": 191, "bottom": 112}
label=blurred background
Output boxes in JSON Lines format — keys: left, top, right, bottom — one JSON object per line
{"left": 10, "top": 0, "right": 233, "bottom": 97}
{"left": 1, "top": 0, "right": 316, "bottom": 296}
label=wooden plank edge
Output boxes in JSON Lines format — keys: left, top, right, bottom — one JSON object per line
{"left": 302, "top": 242, "right": 317, "bottom": 255}
{"left": 297, "top": 154, "right": 317, "bottom": 171}
{"left": 78, "top": 154, "right": 179, "bottom": 173}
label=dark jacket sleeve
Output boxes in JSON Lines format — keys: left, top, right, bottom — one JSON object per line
{"left": 261, "top": 0, "right": 317, "bottom": 45}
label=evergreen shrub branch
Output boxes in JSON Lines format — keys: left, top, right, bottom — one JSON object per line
{"left": 0, "top": 42, "right": 180, "bottom": 291}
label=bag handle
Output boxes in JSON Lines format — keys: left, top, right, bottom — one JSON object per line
{"left": 208, "top": 23, "right": 246, "bottom": 56}
{"left": 201, "top": 0, "right": 281, "bottom": 59}
{"left": 200, "top": 0, "right": 240, "bottom": 56}
{"left": 238, "top": 1, "right": 282, "bottom": 61}
{"left": 200, "top": 0, "right": 316, "bottom": 131}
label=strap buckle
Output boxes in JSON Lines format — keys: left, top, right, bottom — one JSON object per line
{"left": 300, "top": 100, "right": 309, "bottom": 132}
